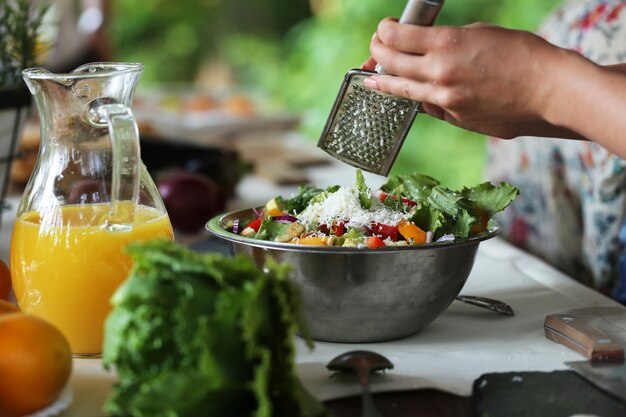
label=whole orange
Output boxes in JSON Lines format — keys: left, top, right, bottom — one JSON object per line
{"left": 0, "top": 259, "right": 11, "bottom": 300}
{"left": 0, "top": 313, "right": 72, "bottom": 417}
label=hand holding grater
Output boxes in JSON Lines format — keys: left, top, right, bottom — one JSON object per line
{"left": 317, "top": 0, "right": 444, "bottom": 176}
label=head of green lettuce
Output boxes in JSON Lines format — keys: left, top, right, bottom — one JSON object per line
{"left": 102, "top": 239, "right": 329, "bottom": 417}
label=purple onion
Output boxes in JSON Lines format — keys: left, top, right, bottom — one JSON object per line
{"left": 252, "top": 207, "right": 265, "bottom": 218}
{"left": 273, "top": 214, "right": 298, "bottom": 223}
{"left": 232, "top": 219, "right": 240, "bottom": 234}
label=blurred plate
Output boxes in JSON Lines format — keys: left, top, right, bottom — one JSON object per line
{"left": 142, "top": 112, "right": 300, "bottom": 145}
{"left": 134, "top": 89, "right": 300, "bottom": 145}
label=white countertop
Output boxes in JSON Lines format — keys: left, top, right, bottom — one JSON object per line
{"left": 296, "top": 236, "right": 626, "bottom": 401}
{"left": 4, "top": 144, "right": 625, "bottom": 416}
{"left": 62, "top": 235, "right": 626, "bottom": 416}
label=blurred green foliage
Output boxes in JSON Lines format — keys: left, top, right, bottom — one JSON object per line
{"left": 111, "top": 0, "right": 562, "bottom": 188}
{"left": 109, "top": 0, "right": 310, "bottom": 83}
{"left": 0, "top": 0, "right": 50, "bottom": 86}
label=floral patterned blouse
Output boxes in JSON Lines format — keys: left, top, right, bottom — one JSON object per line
{"left": 485, "top": 0, "right": 626, "bottom": 299}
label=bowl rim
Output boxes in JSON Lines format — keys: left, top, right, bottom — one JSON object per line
{"left": 206, "top": 207, "right": 500, "bottom": 254}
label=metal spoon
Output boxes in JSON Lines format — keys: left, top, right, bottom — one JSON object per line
{"left": 455, "top": 295, "right": 515, "bottom": 316}
{"left": 327, "top": 350, "right": 393, "bottom": 417}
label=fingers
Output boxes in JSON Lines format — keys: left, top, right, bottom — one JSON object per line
{"left": 369, "top": 33, "right": 430, "bottom": 79}
{"left": 375, "top": 17, "right": 451, "bottom": 55}
{"left": 363, "top": 74, "right": 439, "bottom": 105}
{"left": 420, "top": 103, "right": 445, "bottom": 120}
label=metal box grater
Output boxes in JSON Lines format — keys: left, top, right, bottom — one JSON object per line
{"left": 317, "top": 69, "right": 420, "bottom": 176}
{"left": 317, "top": 0, "right": 444, "bottom": 176}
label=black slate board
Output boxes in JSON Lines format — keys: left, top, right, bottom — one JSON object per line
{"left": 325, "top": 389, "right": 471, "bottom": 417}
{"left": 472, "top": 370, "right": 626, "bottom": 417}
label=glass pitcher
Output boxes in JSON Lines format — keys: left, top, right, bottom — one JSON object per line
{"left": 10, "top": 63, "right": 174, "bottom": 356}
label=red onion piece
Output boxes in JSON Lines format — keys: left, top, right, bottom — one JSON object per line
{"left": 253, "top": 207, "right": 265, "bottom": 218}
{"left": 273, "top": 214, "right": 297, "bottom": 222}
{"left": 232, "top": 219, "right": 240, "bottom": 234}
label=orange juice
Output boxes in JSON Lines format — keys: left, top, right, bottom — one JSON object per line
{"left": 10, "top": 203, "right": 173, "bottom": 355}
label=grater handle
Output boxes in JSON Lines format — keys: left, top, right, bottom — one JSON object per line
{"left": 376, "top": 0, "right": 444, "bottom": 75}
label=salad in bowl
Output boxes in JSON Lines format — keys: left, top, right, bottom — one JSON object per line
{"left": 224, "top": 170, "right": 519, "bottom": 249}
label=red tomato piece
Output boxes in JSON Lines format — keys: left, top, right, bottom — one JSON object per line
{"left": 331, "top": 222, "right": 345, "bottom": 237}
{"left": 245, "top": 218, "right": 263, "bottom": 232}
{"left": 366, "top": 236, "right": 386, "bottom": 249}
{"left": 379, "top": 192, "right": 397, "bottom": 202}
{"left": 319, "top": 222, "right": 345, "bottom": 236}
{"left": 370, "top": 223, "right": 399, "bottom": 241}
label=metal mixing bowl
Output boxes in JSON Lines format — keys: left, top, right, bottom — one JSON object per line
{"left": 206, "top": 208, "right": 499, "bottom": 343}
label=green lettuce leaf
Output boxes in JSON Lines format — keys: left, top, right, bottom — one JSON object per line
{"left": 451, "top": 208, "right": 475, "bottom": 238}
{"left": 409, "top": 203, "right": 445, "bottom": 237}
{"left": 103, "top": 239, "right": 328, "bottom": 417}
{"left": 278, "top": 185, "right": 340, "bottom": 214}
{"left": 355, "top": 169, "right": 372, "bottom": 209}
{"left": 380, "top": 172, "right": 440, "bottom": 202}
{"left": 383, "top": 172, "right": 520, "bottom": 238}
{"left": 460, "top": 181, "right": 520, "bottom": 218}
{"left": 255, "top": 216, "right": 292, "bottom": 241}
{"left": 381, "top": 195, "right": 404, "bottom": 212}
{"left": 426, "top": 186, "right": 464, "bottom": 217}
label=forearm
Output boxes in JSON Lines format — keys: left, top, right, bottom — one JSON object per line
{"left": 607, "top": 63, "right": 626, "bottom": 74}
{"left": 498, "top": 53, "right": 626, "bottom": 142}
{"left": 540, "top": 50, "right": 626, "bottom": 155}
{"left": 514, "top": 120, "right": 586, "bottom": 141}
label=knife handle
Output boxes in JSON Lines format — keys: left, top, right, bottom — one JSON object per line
{"left": 544, "top": 314, "right": 625, "bottom": 363}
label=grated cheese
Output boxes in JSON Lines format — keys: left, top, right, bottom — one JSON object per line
{"left": 296, "top": 186, "right": 410, "bottom": 230}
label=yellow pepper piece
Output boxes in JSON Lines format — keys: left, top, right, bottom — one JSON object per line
{"left": 398, "top": 219, "right": 427, "bottom": 244}
{"left": 292, "top": 235, "right": 335, "bottom": 246}
{"left": 266, "top": 207, "right": 284, "bottom": 217}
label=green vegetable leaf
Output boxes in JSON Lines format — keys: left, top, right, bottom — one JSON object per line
{"left": 426, "top": 186, "right": 464, "bottom": 217}
{"left": 381, "top": 195, "right": 404, "bottom": 212}
{"left": 355, "top": 169, "right": 372, "bottom": 209}
{"left": 309, "top": 185, "right": 340, "bottom": 205}
{"left": 345, "top": 227, "right": 365, "bottom": 239}
{"left": 280, "top": 185, "right": 324, "bottom": 214}
{"left": 103, "top": 239, "right": 329, "bottom": 417}
{"left": 379, "top": 172, "right": 520, "bottom": 238}
{"left": 460, "top": 181, "right": 520, "bottom": 218}
{"left": 410, "top": 204, "right": 445, "bottom": 237}
{"left": 381, "top": 172, "right": 440, "bottom": 202}
{"left": 279, "top": 185, "right": 340, "bottom": 214}
{"left": 452, "top": 208, "right": 475, "bottom": 238}
{"left": 254, "top": 216, "right": 275, "bottom": 240}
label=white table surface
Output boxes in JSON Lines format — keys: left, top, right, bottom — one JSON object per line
{"left": 59, "top": 235, "right": 626, "bottom": 416}
{"left": 3, "top": 146, "right": 626, "bottom": 416}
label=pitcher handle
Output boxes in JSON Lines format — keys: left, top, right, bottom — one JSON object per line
{"left": 88, "top": 98, "right": 140, "bottom": 230}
